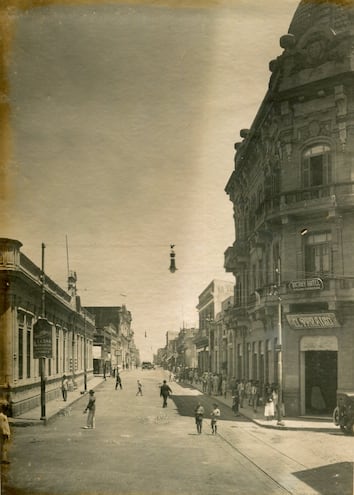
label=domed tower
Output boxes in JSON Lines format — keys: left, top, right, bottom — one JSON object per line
{"left": 225, "top": 1, "right": 354, "bottom": 417}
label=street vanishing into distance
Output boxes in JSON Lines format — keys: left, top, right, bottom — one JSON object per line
{"left": 2, "top": 368, "right": 354, "bottom": 495}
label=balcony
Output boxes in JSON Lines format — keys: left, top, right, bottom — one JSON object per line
{"left": 279, "top": 182, "right": 354, "bottom": 217}
{"left": 251, "top": 182, "right": 354, "bottom": 227}
{"left": 283, "top": 275, "right": 354, "bottom": 304}
{"left": 224, "top": 240, "right": 249, "bottom": 272}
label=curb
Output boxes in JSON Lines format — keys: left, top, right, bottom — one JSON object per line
{"left": 9, "top": 380, "right": 104, "bottom": 427}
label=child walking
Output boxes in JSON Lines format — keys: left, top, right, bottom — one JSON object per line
{"left": 210, "top": 403, "right": 220, "bottom": 435}
{"left": 83, "top": 390, "right": 96, "bottom": 429}
{"left": 136, "top": 380, "right": 143, "bottom": 396}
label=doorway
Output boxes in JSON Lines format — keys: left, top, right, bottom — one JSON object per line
{"left": 305, "top": 351, "right": 337, "bottom": 415}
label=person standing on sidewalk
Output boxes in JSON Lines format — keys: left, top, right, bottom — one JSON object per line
{"left": 238, "top": 379, "right": 245, "bottom": 408}
{"left": 160, "top": 380, "right": 172, "bottom": 408}
{"left": 251, "top": 381, "right": 260, "bottom": 413}
{"left": 264, "top": 384, "right": 275, "bottom": 420}
{"left": 210, "top": 403, "right": 220, "bottom": 435}
{"left": 194, "top": 402, "right": 204, "bottom": 434}
{"left": 83, "top": 390, "right": 96, "bottom": 429}
{"left": 0, "top": 402, "right": 10, "bottom": 464}
{"left": 136, "top": 380, "right": 143, "bottom": 396}
{"left": 232, "top": 390, "right": 240, "bottom": 416}
{"left": 61, "top": 375, "right": 69, "bottom": 402}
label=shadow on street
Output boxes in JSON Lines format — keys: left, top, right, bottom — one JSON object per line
{"left": 171, "top": 382, "right": 250, "bottom": 423}
{"left": 294, "top": 461, "right": 353, "bottom": 495}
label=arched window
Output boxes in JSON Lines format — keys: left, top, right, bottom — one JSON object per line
{"left": 303, "top": 145, "right": 331, "bottom": 187}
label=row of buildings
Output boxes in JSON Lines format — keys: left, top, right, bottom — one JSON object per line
{"left": 0, "top": 238, "right": 139, "bottom": 417}
{"left": 158, "top": 1, "right": 354, "bottom": 418}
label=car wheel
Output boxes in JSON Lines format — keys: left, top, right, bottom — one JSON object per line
{"left": 333, "top": 406, "right": 339, "bottom": 426}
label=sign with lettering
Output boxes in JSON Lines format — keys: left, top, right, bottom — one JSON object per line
{"left": 288, "top": 278, "right": 323, "bottom": 291}
{"left": 286, "top": 313, "right": 340, "bottom": 329}
{"left": 33, "top": 318, "right": 53, "bottom": 358}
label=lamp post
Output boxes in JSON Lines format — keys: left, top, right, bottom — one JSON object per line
{"left": 275, "top": 257, "right": 285, "bottom": 426}
{"left": 40, "top": 242, "right": 46, "bottom": 421}
{"left": 206, "top": 317, "right": 213, "bottom": 395}
{"left": 83, "top": 312, "right": 87, "bottom": 392}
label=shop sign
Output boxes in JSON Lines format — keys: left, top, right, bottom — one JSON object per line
{"left": 288, "top": 278, "right": 323, "bottom": 291}
{"left": 286, "top": 313, "right": 340, "bottom": 329}
{"left": 33, "top": 318, "right": 53, "bottom": 358}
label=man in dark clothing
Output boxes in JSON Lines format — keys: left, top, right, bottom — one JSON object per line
{"left": 115, "top": 372, "right": 122, "bottom": 390}
{"left": 160, "top": 380, "right": 172, "bottom": 408}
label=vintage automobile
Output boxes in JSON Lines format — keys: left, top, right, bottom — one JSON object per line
{"left": 333, "top": 392, "right": 354, "bottom": 434}
{"left": 141, "top": 361, "right": 155, "bottom": 370}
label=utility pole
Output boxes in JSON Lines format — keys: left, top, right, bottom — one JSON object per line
{"left": 276, "top": 257, "right": 285, "bottom": 426}
{"left": 40, "top": 242, "right": 46, "bottom": 420}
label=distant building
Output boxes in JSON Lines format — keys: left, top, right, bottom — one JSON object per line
{"left": 0, "top": 239, "right": 95, "bottom": 417}
{"left": 194, "top": 280, "right": 234, "bottom": 373}
{"left": 224, "top": 2, "right": 354, "bottom": 416}
{"left": 85, "top": 306, "right": 137, "bottom": 371}
{"left": 175, "top": 327, "right": 198, "bottom": 370}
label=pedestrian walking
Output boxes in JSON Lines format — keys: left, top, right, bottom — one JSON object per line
{"left": 210, "top": 403, "right": 220, "bottom": 435}
{"left": 0, "top": 402, "right": 10, "bottom": 464}
{"left": 115, "top": 372, "right": 122, "bottom": 390}
{"left": 61, "top": 374, "right": 69, "bottom": 402}
{"left": 136, "top": 380, "right": 143, "bottom": 396}
{"left": 160, "top": 380, "right": 172, "bottom": 408}
{"left": 83, "top": 390, "right": 96, "bottom": 429}
{"left": 194, "top": 402, "right": 204, "bottom": 434}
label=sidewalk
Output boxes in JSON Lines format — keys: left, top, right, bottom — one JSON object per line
{"left": 187, "top": 381, "right": 337, "bottom": 433}
{"left": 9, "top": 375, "right": 106, "bottom": 427}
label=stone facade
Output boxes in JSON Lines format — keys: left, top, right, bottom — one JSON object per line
{"left": 225, "top": 1, "right": 354, "bottom": 416}
{"left": 194, "top": 280, "right": 234, "bottom": 374}
{"left": 85, "top": 306, "right": 136, "bottom": 371}
{"left": 0, "top": 239, "right": 95, "bottom": 417}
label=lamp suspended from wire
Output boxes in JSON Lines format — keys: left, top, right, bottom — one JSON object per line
{"left": 169, "top": 244, "right": 177, "bottom": 273}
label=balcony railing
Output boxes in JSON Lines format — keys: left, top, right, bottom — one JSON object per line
{"left": 224, "top": 240, "right": 249, "bottom": 272}
{"left": 229, "top": 276, "right": 354, "bottom": 319}
{"left": 250, "top": 182, "right": 354, "bottom": 228}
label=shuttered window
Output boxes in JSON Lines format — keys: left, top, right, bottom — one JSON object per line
{"left": 303, "top": 145, "right": 331, "bottom": 187}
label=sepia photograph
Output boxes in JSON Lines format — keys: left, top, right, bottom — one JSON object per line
{"left": 0, "top": 0, "right": 354, "bottom": 494}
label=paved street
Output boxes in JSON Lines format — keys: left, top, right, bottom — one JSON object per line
{"left": 2, "top": 369, "right": 354, "bottom": 495}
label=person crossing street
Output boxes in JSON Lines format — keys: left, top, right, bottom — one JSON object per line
{"left": 160, "top": 380, "right": 172, "bottom": 408}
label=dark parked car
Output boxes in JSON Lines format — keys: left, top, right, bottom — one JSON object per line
{"left": 141, "top": 361, "right": 155, "bottom": 370}
{"left": 333, "top": 392, "right": 354, "bottom": 434}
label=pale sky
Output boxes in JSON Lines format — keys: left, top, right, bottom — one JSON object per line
{"left": 4, "top": 0, "right": 300, "bottom": 359}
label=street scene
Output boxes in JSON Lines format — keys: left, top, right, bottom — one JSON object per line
{"left": 1, "top": 0, "right": 354, "bottom": 494}
{"left": 2, "top": 368, "right": 354, "bottom": 495}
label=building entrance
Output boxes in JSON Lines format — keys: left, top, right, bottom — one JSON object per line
{"left": 305, "top": 351, "right": 337, "bottom": 415}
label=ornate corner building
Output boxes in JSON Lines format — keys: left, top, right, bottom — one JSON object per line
{"left": 224, "top": 1, "right": 354, "bottom": 416}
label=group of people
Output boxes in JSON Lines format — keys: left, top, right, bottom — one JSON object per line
{"left": 230, "top": 379, "right": 280, "bottom": 420}
{"left": 194, "top": 402, "right": 220, "bottom": 435}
